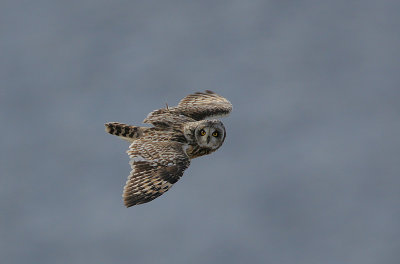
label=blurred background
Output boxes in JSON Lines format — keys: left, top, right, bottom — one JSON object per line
{"left": 1, "top": 1, "right": 399, "bottom": 263}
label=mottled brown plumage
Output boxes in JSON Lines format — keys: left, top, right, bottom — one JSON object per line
{"left": 105, "top": 122, "right": 144, "bottom": 141}
{"left": 105, "top": 90, "right": 232, "bottom": 207}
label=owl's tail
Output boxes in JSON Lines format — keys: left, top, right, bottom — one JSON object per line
{"left": 105, "top": 122, "right": 144, "bottom": 142}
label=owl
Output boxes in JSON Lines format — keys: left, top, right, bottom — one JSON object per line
{"left": 105, "top": 90, "right": 232, "bottom": 207}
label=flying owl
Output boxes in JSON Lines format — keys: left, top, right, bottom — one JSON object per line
{"left": 105, "top": 90, "right": 232, "bottom": 207}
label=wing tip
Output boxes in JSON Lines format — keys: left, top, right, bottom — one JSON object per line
{"left": 123, "top": 194, "right": 144, "bottom": 207}
{"left": 195, "top": 90, "right": 215, "bottom": 95}
{"left": 123, "top": 200, "right": 138, "bottom": 207}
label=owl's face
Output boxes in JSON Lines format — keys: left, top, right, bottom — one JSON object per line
{"left": 194, "top": 120, "right": 226, "bottom": 149}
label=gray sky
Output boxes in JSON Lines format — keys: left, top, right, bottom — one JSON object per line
{"left": 1, "top": 1, "right": 400, "bottom": 263}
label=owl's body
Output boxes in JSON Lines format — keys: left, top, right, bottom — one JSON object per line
{"left": 105, "top": 91, "right": 232, "bottom": 207}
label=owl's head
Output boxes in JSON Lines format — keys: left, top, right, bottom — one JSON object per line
{"left": 192, "top": 120, "right": 226, "bottom": 149}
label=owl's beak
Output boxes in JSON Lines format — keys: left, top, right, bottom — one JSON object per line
{"left": 207, "top": 136, "right": 210, "bottom": 144}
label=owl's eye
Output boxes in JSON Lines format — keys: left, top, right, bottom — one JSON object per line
{"left": 200, "top": 129, "right": 206, "bottom": 136}
{"left": 212, "top": 131, "right": 219, "bottom": 137}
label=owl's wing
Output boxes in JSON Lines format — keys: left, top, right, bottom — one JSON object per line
{"left": 143, "top": 90, "right": 232, "bottom": 126}
{"left": 143, "top": 110, "right": 195, "bottom": 127}
{"left": 173, "top": 90, "right": 232, "bottom": 120}
{"left": 123, "top": 139, "right": 190, "bottom": 207}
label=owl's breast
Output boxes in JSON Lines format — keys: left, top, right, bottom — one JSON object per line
{"left": 185, "top": 144, "right": 216, "bottom": 159}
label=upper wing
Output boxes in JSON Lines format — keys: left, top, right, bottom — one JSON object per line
{"left": 173, "top": 90, "right": 232, "bottom": 120}
{"left": 143, "top": 90, "right": 232, "bottom": 126}
{"left": 123, "top": 138, "right": 190, "bottom": 207}
{"left": 143, "top": 110, "right": 195, "bottom": 127}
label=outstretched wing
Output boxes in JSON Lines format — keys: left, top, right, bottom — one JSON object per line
{"left": 143, "top": 90, "right": 232, "bottom": 126}
{"left": 143, "top": 110, "right": 195, "bottom": 127}
{"left": 123, "top": 138, "right": 190, "bottom": 207}
{"left": 173, "top": 90, "right": 232, "bottom": 120}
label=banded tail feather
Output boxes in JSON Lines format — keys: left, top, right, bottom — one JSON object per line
{"left": 105, "top": 122, "right": 143, "bottom": 141}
